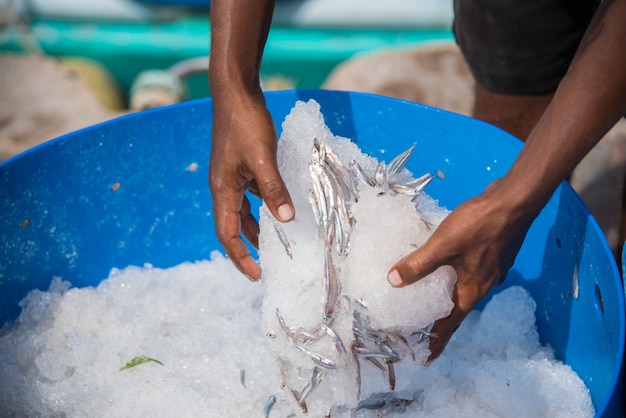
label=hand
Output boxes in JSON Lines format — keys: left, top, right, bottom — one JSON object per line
{"left": 209, "top": 95, "right": 294, "bottom": 281}
{"left": 387, "top": 179, "right": 536, "bottom": 363}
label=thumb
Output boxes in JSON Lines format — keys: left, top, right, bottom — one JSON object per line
{"left": 387, "top": 237, "right": 449, "bottom": 288}
{"left": 255, "top": 166, "right": 295, "bottom": 223}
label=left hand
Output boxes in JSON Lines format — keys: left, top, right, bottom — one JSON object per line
{"left": 387, "top": 179, "right": 535, "bottom": 363}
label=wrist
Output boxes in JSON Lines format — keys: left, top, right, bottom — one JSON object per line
{"left": 485, "top": 172, "right": 553, "bottom": 226}
{"left": 209, "top": 63, "right": 263, "bottom": 100}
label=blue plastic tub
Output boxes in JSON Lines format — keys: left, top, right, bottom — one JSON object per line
{"left": 0, "top": 90, "right": 623, "bottom": 416}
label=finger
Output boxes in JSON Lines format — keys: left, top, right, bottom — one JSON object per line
{"left": 387, "top": 236, "right": 450, "bottom": 288}
{"left": 240, "top": 195, "right": 260, "bottom": 249}
{"left": 426, "top": 278, "right": 485, "bottom": 364}
{"left": 217, "top": 213, "right": 261, "bottom": 281}
{"left": 212, "top": 190, "right": 262, "bottom": 281}
{"left": 254, "top": 162, "right": 295, "bottom": 223}
{"left": 247, "top": 179, "right": 262, "bottom": 199}
{"left": 426, "top": 306, "right": 468, "bottom": 364}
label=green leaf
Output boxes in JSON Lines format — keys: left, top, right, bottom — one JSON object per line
{"left": 119, "top": 355, "right": 164, "bottom": 371}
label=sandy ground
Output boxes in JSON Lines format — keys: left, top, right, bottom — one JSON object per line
{"left": 2, "top": 47, "right": 625, "bottom": 254}
{"left": 0, "top": 54, "right": 124, "bottom": 161}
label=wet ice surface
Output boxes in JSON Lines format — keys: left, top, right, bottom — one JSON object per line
{"left": 0, "top": 100, "right": 594, "bottom": 417}
{"left": 0, "top": 262, "right": 595, "bottom": 417}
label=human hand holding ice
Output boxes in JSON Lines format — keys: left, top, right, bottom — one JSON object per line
{"left": 209, "top": 98, "right": 295, "bottom": 281}
{"left": 387, "top": 178, "right": 533, "bottom": 362}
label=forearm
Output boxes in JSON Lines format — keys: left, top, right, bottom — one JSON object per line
{"left": 498, "top": 0, "right": 626, "bottom": 215}
{"left": 209, "top": 0, "right": 276, "bottom": 101}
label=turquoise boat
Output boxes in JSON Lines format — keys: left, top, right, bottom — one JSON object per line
{"left": 0, "top": 0, "right": 454, "bottom": 102}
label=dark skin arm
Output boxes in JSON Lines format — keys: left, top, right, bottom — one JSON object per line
{"left": 208, "top": 0, "right": 626, "bottom": 362}
{"left": 209, "top": 0, "right": 294, "bottom": 281}
{"left": 388, "top": 0, "right": 626, "bottom": 363}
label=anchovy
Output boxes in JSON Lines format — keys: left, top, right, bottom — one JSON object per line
{"left": 353, "top": 327, "right": 386, "bottom": 346}
{"left": 364, "top": 356, "right": 387, "bottom": 372}
{"left": 353, "top": 346, "right": 399, "bottom": 361}
{"left": 387, "top": 361, "right": 396, "bottom": 391}
{"left": 294, "top": 344, "right": 337, "bottom": 370}
{"left": 349, "top": 160, "right": 375, "bottom": 187}
{"left": 308, "top": 190, "right": 323, "bottom": 226}
{"left": 355, "top": 393, "right": 414, "bottom": 413}
{"left": 408, "top": 172, "right": 435, "bottom": 195}
{"left": 350, "top": 145, "right": 434, "bottom": 201}
{"left": 388, "top": 182, "right": 420, "bottom": 196}
{"left": 330, "top": 207, "right": 344, "bottom": 256}
{"left": 379, "top": 342, "right": 399, "bottom": 360}
{"left": 319, "top": 166, "right": 337, "bottom": 221}
{"left": 387, "top": 144, "right": 415, "bottom": 175}
{"left": 323, "top": 248, "right": 341, "bottom": 319}
{"left": 374, "top": 162, "right": 388, "bottom": 190}
{"left": 353, "top": 311, "right": 378, "bottom": 335}
{"left": 389, "top": 172, "right": 434, "bottom": 197}
{"left": 324, "top": 324, "right": 347, "bottom": 354}
{"left": 351, "top": 343, "right": 362, "bottom": 400}
{"left": 309, "top": 163, "right": 329, "bottom": 229}
{"left": 298, "top": 366, "right": 326, "bottom": 406}
{"left": 334, "top": 198, "right": 352, "bottom": 256}
{"left": 263, "top": 395, "right": 276, "bottom": 417}
{"left": 277, "top": 359, "right": 288, "bottom": 390}
{"left": 276, "top": 308, "right": 290, "bottom": 336}
{"left": 273, "top": 221, "right": 292, "bottom": 259}
{"left": 291, "top": 328, "right": 323, "bottom": 345}
{"left": 322, "top": 143, "right": 359, "bottom": 204}
{"left": 263, "top": 209, "right": 293, "bottom": 259}
{"left": 291, "top": 366, "right": 326, "bottom": 414}
{"left": 403, "top": 172, "right": 435, "bottom": 188}
{"left": 390, "top": 331, "right": 415, "bottom": 361}
{"left": 290, "top": 388, "right": 308, "bottom": 414}
{"left": 411, "top": 322, "right": 437, "bottom": 344}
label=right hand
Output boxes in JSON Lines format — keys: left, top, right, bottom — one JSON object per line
{"left": 209, "top": 94, "right": 294, "bottom": 281}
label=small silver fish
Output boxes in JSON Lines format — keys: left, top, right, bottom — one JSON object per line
{"left": 323, "top": 248, "right": 341, "bottom": 319}
{"left": 273, "top": 222, "right": 292, "bottom": 259}
{"left": 351, "top": 344, "right": 362, "bottom": 400}
{"left": 294, "top": 344, "right": 337, "bottom": 370}
{"left": 353, "top": 346, "right": 399, "bottom": 361}
{"left": 355, "top": 393, "right": 415, "bottom": 414}
{"left": 324, "top": 324, "right": 347, "bottom": 354}
{"left": 411, "top": 322, "right": 436, "bottom": 344}
{"left": 264, "top": 209, "right": 293, "bottom": 259}
{"left": 387, "top": 144, "right": 415, "bottom": 175}
{"left": 263, "top": 395, "right": 276, "bottom": 417}
{"left": 298, "top": 366, "right": 326, "bottom": 406}
{"left": 349, "top": 160, "right": 375, "bottom": 187}
{"left": 387, "top": 361, "right": 396, "bottom": 391}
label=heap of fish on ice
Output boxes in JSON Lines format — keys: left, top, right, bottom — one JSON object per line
{"left": 259, "top": 100, "right": 457, "bottom": 417}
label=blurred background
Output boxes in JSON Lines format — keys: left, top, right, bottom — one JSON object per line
{"left": 0, "top": 0, "right": 456, "bottom": 156}
{"left": 1, "top": 0, "right": 625, "bottom": 254}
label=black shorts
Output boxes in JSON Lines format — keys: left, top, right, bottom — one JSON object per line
{"left": 453, "top": 0, "right": 600, "bottom": 94}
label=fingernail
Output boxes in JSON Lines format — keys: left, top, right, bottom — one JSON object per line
{"left": 387, "top": 269, "right": 403, "bottom": 287}
{"left": 277, "top": 204, "right": 294, "bottom": 222}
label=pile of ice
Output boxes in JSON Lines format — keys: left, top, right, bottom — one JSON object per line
{"left": 0, "top": 262, "right": 595, "bottom": 417}
{"left": 258, "top": 100, "right": 456, "bottom": 414}
{"left": 0, "top": 254, "right": 275, "bottom": 417}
